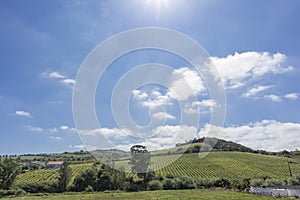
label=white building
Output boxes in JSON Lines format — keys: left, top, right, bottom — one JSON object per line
{"left": 250, "top": 186, "right": 300, "bottom": 198}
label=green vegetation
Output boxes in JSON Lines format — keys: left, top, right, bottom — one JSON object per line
{"left": 13, "top": 152, "right": 300, "bottom": 189}
{"left": 1, "top": 189, "right": 278, "bottom": 200}
{"left": 1, "top": 139, "right": 300, "bottom": 198}
{"left": 0, "top": 158, "right": 20, "bottom": 190}
{"left": 153, "top": 152, "right": 300, "bottom": 180}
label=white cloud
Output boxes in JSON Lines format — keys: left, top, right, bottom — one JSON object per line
{"left": 132, "top": 90, "right": 148, "bottom": 100}
{"left": 132, "top": 67, "right": 206, "bottom": 109}
{"left": 169, "top": 67, "right": 206, "bottom": 100}
{"left": 264, "top": 94, "right": 281, "bottom": 102}
{"left": 28, "top": 125, "right": 44, "bottom": 132}
{"left": 133, "top": 88, "right": 173, "bottom": 109}
{"left": 15, "top": 110, "right": 32, "bottom": 117}
{"left": 49, "top": 127, "right": 57, "bottom": 133}
{"left": 60, "top": 78, "right": 75, "bottom": 85}
{"left": 211, "top": 52, "right": 293, "bottom": 89}
{"left": 200, "top": 120, "right": 300, "bottom": 152}
{"left": 184, "top": 99, "right": 217, "bottom": 114}
{"left": 242, "top": 85, "right": 273, "bottom": 98}
{"left": 60, "top": 125, "right": 69, "bottom": 130}
{"left": 69, "top": 144, "right": 85, "bottom": 149}
{"left": 50, "top": 136, "right": 62, "bottom": 141}
{"left": 49, "top": 71, "right": 65, "bottom": 79}
{"left": 79, "top": 125, "right": 197, "bottom": 151}
{"left": 80, "top": 127, "right": 132, "bottom": 139}
{"left": 285, "top": 93, "right": 298, "bottom": 100}
{"left": 47, "top": 71, "right": 75, "bottom": 86}
{"left": 152, "top": 112, "right": 176, "bottom": 120}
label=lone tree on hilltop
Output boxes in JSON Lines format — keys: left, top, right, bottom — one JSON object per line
{"left": 130, "top": 145, "right": 151, "bottom": 179}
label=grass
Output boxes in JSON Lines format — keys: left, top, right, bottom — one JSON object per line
{"left": 2, "top": 189, "right": 278, "bottom": 200}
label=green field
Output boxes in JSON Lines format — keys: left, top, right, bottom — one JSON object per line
{"left": 14, "top": 151, "right": 300, "bottom": 187}
{"left": 153, "top": 152, "right": 300, "bottom": 180}
{"left": 14, "top": 163, "right": 93, "bottom": 187}
{"left": 2, "top": 189, "right": 278, "bottom": 200}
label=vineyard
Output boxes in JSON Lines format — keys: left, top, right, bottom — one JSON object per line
{"left": 14, "top": 152, "right": 300, "bottom": 187}
{"left": 153, "top": 152, "right": 300, "bottom": 180}
{"left": 14, "top": 163, "right": 93, "bottom": 187}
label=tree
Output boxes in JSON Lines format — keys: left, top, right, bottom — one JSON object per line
{"left": 58, "top": 162, "right": 72, "bottom": 192}
{"left": 130, "top": 145, "right": 151, "bottom": 180}
{"left": 73, "top": 168, "right": 97, "bottom": 192}
{"left": 0, "top": 158, "right": 20, "bottom": 190}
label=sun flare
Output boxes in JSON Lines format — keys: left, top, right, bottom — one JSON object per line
{"left": 144, "top": 0, "right": 169, "bottom": 8}
{"left": 143, "top": 0, "right": 170, "bottom": 19}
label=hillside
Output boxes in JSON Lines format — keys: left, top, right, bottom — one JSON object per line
{"left": 12, "top": 138, "right": 300, "bottom": 192}
{"left": 14, "top": 151, "right": 300, "bottom": 190}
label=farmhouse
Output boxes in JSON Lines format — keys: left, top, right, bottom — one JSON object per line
{"left": 250, "top": 186, "right": 300, "bottom": 198}
{"left": 45, "top": 161, "right": 64, "bottom": 169}
{"left": 23, "top": 161, "right": 46, "bottom": 168}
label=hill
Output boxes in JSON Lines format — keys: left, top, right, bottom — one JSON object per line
{"left": 12, "top": 138, "right": 300, "bottom": 193}
{"left": 14, "top": 151, "right": 300, "bottom": 190}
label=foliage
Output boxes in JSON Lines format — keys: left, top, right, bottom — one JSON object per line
{"left": 130, "top": 145, "right": 151, "bottom": 179}
{"left": 147, "top": 180, "right": 163, "bottom": 190}
{"left": 16, "top": 182, "right": 59, "bottom": 193}
{"left": 84, "top": 185, "right": 94, "bottom": 193}
{"left": 0, "top": 188, "right": 26, "bottom": 198}
{"left": 73, "top": 168, "right": 97, "bottom": 192}
{"left": 0, "top": 158, "right": 20, "bottom": 190}
{"left": 250, "top": 178, "right": 284, "bottom": 187}
{"left": 58, "top": 162, "right": 72, "bottom": 192}
{"left": 287, "top": 175, "right": 300, "bottom": 185}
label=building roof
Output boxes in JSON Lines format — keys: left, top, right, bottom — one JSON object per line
{"left": 47, "top": 161, "right": 64, "bottom": 165}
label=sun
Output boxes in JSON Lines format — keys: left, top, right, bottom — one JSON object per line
{"left": 144, "top": 0, "right": 169, "bottom": 8}
{"left": 143, "top": 0, "right": 170, "bottom": 19}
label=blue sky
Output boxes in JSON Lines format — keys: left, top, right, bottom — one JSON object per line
{"left": 0, "top": 0, "right": 300, "bottom": 154}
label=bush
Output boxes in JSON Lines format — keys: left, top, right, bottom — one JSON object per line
{"left": 0, "top": 189, "right": 26, "bottom": 197}
{"left": 176, "top": 177, "right": 195, "bottom": 189}
{"left": 126, "top": 181, "right": 145, "bottom": 192}
{"left": 84, "top": 185, "right": 94, "bottom": 193}
{"left": 287, "top": 177, "right": 300, "bottom": 186}
{"left": 230, "top": 179, "right": 250, "bottom": 191}
{"left": 147, "top": 180, "right": 163, "bottom": 190}
{"left": 14, "top": 188, "right": 26, "bottom": 197}
{"left": 16, "top": 182, "right": 59, "bottom": 193}
{"left": 0, "top": 190, "right": 6, "bottom": 198}
{"left": 263, "top": 179, "right": 283, "bottom": 187}
{"left": 195, "top": 178, "right": 216, "bottom": 188}
{"left": 214, "top": 178, "right": 231, "bottom": 189}
{"left": 250, "top": 179, "right": 265, "bottom": 187}
{"left": 163, "top": 178, "right": 177, "bottom": 190}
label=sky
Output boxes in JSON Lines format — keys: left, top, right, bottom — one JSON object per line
{"left": 0, "top": 0, "right": 300, "bottom": 154}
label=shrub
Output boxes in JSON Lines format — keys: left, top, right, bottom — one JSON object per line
{"left": 214, "top": 178, "right": 231, "bottom": 188}
{"left": 287, "top": 177, "right": 300, "bottom": 186}
{"left": 176, "top": 177, "right": 195, "bottom": 189}
{"left": 0, "top": 189, "right": 26, "bottom": 197}
{"left": 195, "top": 178, "right": 216, "bottom": 188}
{"left": 230, "top": 179, "right": 250, "bottom": 191}
{"left": 163, "top": 178, "right": 177, "bottom": 190}
{"left": 147, "top": 180, "right": 163, "bottom": 190}
{"left": 126, "top": 181, "right": 145, "bottom": 192}
{"left": 250, "top": 179, "right": 265, "bottom": 187}
{"left": 16, "top": 182, "right": 59, "bottom": 193}
{"left": 263, "top": 179, "right": 283, "bottom": 187}
{"left": 84, "top": 185, "right": 94, "bottom": 193}
{"left": 0, "top": 190, "right": 7, "bottom": 198}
